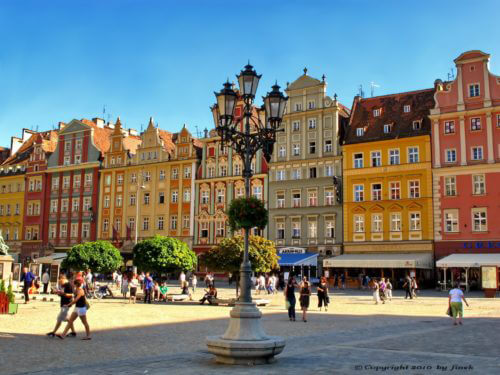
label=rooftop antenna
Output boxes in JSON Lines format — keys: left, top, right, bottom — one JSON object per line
{"left": 194, "top": 125, "right": 203, "bottom": 138}
{"left": 370, "top": 82, "right": 380, "bottom": 97}
{"left": 358, "top": 84, "right": 365, "bottom": 98}
{"left": 447, "top": 68, "right": 455, "bottom": 81}
{"left": 103, "top": 105, "right": 106, "bottom": 117}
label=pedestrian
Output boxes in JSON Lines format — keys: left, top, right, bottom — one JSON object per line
{"left": 340, "top": 273, "right": 346, "bottom": 289}
{"left": 121, "top": 273, "right": 129, "bottom": 299}
{"left": 285, "top": 276, "right": 298, "bottom": 322}
{"left": 85, "top": 269, "right": 93, "bottom": 292}
{"left": 129, "top": 274, "right": 139, "bottom": 304}
{"left": 47, "top": 274, "right": 76, "bottom": 338}
{"left": 257, "top": 274, "right": 265, "bottom": 295}
{"left": 372, "top": 279, "right": 381, "bottom": 304}
{"left": 317, "top": 276, "right": 329, "bottom": 311}
{"left": 112, "top": 270, "right": 118, "bottom": 286}
{"left": 191, "top": 274, "right": 197, "bottom": 293}
{"left": 20, "top": 267, "right": 36, "bottom": 304}
{"left": 116, "top": 271, "right": 122, "bottom": 289}
{"left": 153, "top": 281, "right": 160, "bottom": 301}
{"left": 379, "top": 278, "right": 386, "bottom": 304}
{"left": 299, "top": 277, "right": 311, "bottom": 322}
{"left": 138, "top": 272, "right": 145, "bottom": 289}
{"left": 403, "top": 275, "right": 413, "bottom": 299}
{"left": 358, "top": 273, "right": 363, "bottom": 289}
{"left": 448, "top": 282, "right": 469, "bottom": 326}
{"left": 362, "top": 275, "right": 370, "bottom": 290}
{"left": 385, "top": 278, "right": 393, "bottom": 301}
{"left": 411, "top": 277, "right": 418, "bottom": 298}
{"left": 179, "top": 271, "right": 186, "bottom": 287}
{"left": 42, "top": 270, "right": 50, "bottom": 294}
{"left": 143, "top": 272, "right": 153, "bottom": 304}
{"left": 333, "top": 273, "right": 339, "bottom": 289}
{"left": 199, "top": 285, "right": 217, "bottom": 305}
{"left": 56, "top": 279, "right": 91, "bottom": 340}
{"left": 204, "top": 273, "right": 210, "bottom": 287}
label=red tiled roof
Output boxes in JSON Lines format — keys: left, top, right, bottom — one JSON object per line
{"left": 158, "top": 129, "right": 175, "bottom": 154}
{"left": 344, "top": 88, "right": 435, "bottom": 145}
{"left": 123, "top": 135, "right": 142, "bottom": 154}
{"left": 80, "top": 118, "right": 113, "bottom": 153}
{"left": 1, "top": 129, "right": 59, "bottom": 165}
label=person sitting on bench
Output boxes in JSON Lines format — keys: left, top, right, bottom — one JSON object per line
{"left": 199, "top": 285, "right": 217, "bottom": 305}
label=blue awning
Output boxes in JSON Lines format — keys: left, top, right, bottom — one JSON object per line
{"left": 278, "top": 253, "right": 318, "bottom": 267}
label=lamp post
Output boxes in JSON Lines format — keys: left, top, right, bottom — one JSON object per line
{"left": 206, "top": 63, "right": 288, "bottom": 365}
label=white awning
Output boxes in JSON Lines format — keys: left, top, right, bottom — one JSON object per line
{"left": 323, "top": 253, "right": 433, "bottom": 269}
{"left": 436, "top": 254, "right": 500, "bottom": 268}
{"left": 34, "top": 253, "right": 67, "bottom": 265}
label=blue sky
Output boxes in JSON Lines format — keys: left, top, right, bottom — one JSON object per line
{"left": 0, "top": 0, "right": 498, "bottom": 147}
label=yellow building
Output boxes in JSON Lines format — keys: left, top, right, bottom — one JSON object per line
{"left": 97, "top": 118, "right": 201, "bottom": 257}
{"left": 325, "top": 89, "right": 436, "bottom": 286}
{"left": 0, "top": 166, "right": 25, "bottom": 254}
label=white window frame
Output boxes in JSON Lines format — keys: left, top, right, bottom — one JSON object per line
{"left": 371, "top": 151, "right": 381, "bottom": 167}
{"left": 409, "top": 212, "right": 421, "bottom": 231}
{"left": 472, "top": 208, "right": 487, "bottom": 232}
{"left": 444, "top": 176, "right": 457, "bottom": 196}
{"left": 472, "top": 174, "right": 485, "bottom": 195}
{"left": 354, "top": 184, "right": 364, "bottom": 202}
{"left": 356, "top": 128, "right": 364, "bottom": 137}
{"left": 371, "top": 183, "right": 382, "bottom": 201}
{"left": 353, "top": 153, "right": 364, "bottom": 168}
{"left": 354, "top": 215, "right": 364, "bottom": 233}
{"left": 390, "top": 212, "right": 402, "bottom": 232}
{"left": 471, "top": 146, "right": 483, "bottom": 160}
{"left": 468, "top": 83, "right": 480, "bottom": 98}
{"left": 389, "top": 149, "right": 400, "bottom": 165}
{"left": 445, "top": 149, "right": 457, "bottom": 163}
{"left": 408, "top": 147, "right": 419, "bottom": 163}
{"left": 409, "top": 180, "right": 420, "bottom": 198}
{"left": 444, "top": 209, "right": 459, "bottom": 232}
{"left": 371, "top": 213, "right": 382, "bottom": 233}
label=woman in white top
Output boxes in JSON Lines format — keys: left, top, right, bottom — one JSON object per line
{"left": 448, "top": 282, "right": 469, "bottom": 326}
{"left": 121, "top": 274, "right": 129, "bottom": 298}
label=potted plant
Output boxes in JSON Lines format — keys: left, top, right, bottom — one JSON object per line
{"left": 227, "top": 196, "right": 268, "bottom": 231}
{"left": 7, "top": 282, "right": 17, "bottom": 314}
{"left": 0, "top": 279, "right": 7, "bottom": 314}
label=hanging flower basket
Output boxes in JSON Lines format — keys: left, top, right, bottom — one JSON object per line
{"left": 227, "top": 197, "right": 268, "bottom": 231}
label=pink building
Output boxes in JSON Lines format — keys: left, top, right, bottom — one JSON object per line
{"left": 431, "top": 50, "right": 500, "bottom": 289}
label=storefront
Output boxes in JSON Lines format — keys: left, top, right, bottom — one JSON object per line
{"left": 323, "top": 252, "right": 433, "bottom": 288}
{"left": 277, "top": 247, "right": 318, "bottom": 282}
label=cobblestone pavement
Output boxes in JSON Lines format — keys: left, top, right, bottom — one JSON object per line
{"left": 1, "top": 285, "right": 499, "bottom": 375}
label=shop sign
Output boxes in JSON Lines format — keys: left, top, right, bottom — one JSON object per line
{"left": 463, "top": 242, "right": 500, "bottom": 249}
{"left": 279, "top": 247, "right": 306, "bottom": 254}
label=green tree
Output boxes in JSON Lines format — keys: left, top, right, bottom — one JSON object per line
{"left": 62, "top": 241, "right": 123, "bottom": 273}
{"left": 133, "top": 235, "right": 197, "bottom": 274}
{"left": 200, "top": 235, "right": 279, "bottom": 295}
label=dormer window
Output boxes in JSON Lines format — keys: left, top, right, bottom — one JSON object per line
{"left": 412, "top": 120, "right": 422, "bottom": 130}
{"left": 373, "top": 109, "right": 381, "bottom": 117}
{"left": 383, "top": 124, "right": 392, "bottom": 134}
{"left": 404, "top": 105, "right": 411, "bottom": 113}
{"left": 469, "top": 84, "right": 480, "bottom": 98}
{"left": 356, "top": 128, "right": 364, "bottom": 137}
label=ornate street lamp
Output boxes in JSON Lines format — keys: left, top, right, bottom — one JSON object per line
{"left": 206, "top": 64, "right": 288, "bottom": 365}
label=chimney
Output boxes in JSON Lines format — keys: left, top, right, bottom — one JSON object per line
{"left": 93, "top": 118, "right": 105, "bottom": 128}
{"left": 58, "top": 122, "right": 66, "bottom": 131}
{"left": 128, "top": 129, "right": 138, "bottom": 136}
{"left": 204, "top": 128, "right": 208, "bottom": 138}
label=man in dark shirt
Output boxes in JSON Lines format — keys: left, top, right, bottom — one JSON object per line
{"left": 144, "top": 272, "right": 153, "bottom": 304}
{"left": 20, "top": 267, "right": 36, "bottom": 303}
{"left": 47, "top": 274, "right": 76, "bottom": 337}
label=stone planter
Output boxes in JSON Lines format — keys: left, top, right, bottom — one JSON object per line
{"left": 8, "top": 302, "right": 18, "bottom": 314}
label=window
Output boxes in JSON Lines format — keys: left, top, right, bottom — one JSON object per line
{"left": 308, "top": 118, "right": 316, "bottom": 129}
{"left": 73, "top": 175, "right": 81, "bottom": 188}
{"left": 324, "top": 165, "right": 333, "bottom": 177}
{"left": 143, "top": 192, "right": 150, "bottom": 205}
{"left": 74, "top": 155, "right": 81, "bottom": 164}
{"left": 354, "top": 185, "right": 364, "bottom": 202}
{"left": 354, "top": 215, "right": 364, "bottom": 232}
{"left": 220, "top": 165, "right": 227, "bottom": 177}
{"left": 277, "top": 193, "right": 285, "bottom": 208}
{"left": 471, "top": 118, "right": 481, "bottom": 131}
{"left": 64, "top": 141, "right": 71, "bottom": 152}
{"left": 71, "top": 223, "right": 78, "bottom": 238}
{"left": 198, "top": 222, "right": 208, "bottom": 238}
{"left": 390, "top": 182, "right": 400, "bottom": 200}
{"left": 128, "top": 218, "right": 135, "bottom": 231}
{"left": 292, "top": 168, "right": 301, "bottom": 180}
{"left": 325, "top": 219, "right": 335, "bottom": 238}
{"left": 25, "top": 227, "right": 32, "bottom": 240}
{"left": 170, "top": 215, "right": 177, "bottom": 230}
{"left": 15, "top": 204, "right": 20, "bottom": 215}
{"left": 253, "top": 186, "right": 262, "bottom": 200}
{"left": 409, "top": 180, "right": 420, "bottom": 198}
{"left": 308, "top": 190, "right": 317, "bottom": 206}
{"left": 446, "top": 149, "right": 457, "bottom": 163}
{"left": 157, "top": 191, "right": 165, "bottom": 204}
{"left": 13, "top": 228, "right": 18, "bottom": 240}
{"left": 157, "top": 216, "right": 164, "bottom": 230}
{"left": 308, "top": 221, "right": 317, "bottom": 238}
{"left": 276, "top": 170, "right": 286, "bottom": 181}
{"left": 60, "top": 224, "right": 67, "bottom": 238}
{"left": 276, "top": 222, "right": 285, "bottom": 239}
{"left": 371, "top": 184, "right": 382, "bottom": 201}
{"left": 292, "top": 221, "right": 301, "bottom": 238}
{"left": 130, "top": 173, "right": 137, "bottom": 183}
{"left": 28, "top": 180, "right": 34, "bottom": 192}
{"left": 471, "top": 146, "right": 483, "bottom": 160}
{"left": 309, "top": 142, "right": 316, "bottom": 154}
{"left": 216, "top": 189, "right": 225, "bottom": 204}
{"left": 373, "top": 109, "right": 380, "bottom": 117}
{"left": 356, "top": 128, "right": 364, "bottom": 137}
{"left": 144, "top": 171, "right": 151, "bottom": 182}
{"left": 444, "top": 210, "right": 459, "bottom": 232}
{"left": 472, "top": 208, "right": 487, "bottom": 232}
{"left": 408, "top": 147, "right": 419, "bottom": 163}
{"left": 142, "top": 217, "right": 149, "bottom": 231}
{"left": 171, "top": 190, "right": 178, "bottom": 203}
{"left": 497, "top": 114, "right": 500, "bottom": 127}
{"left": 116, "top": 174, "right": 123, "bottom": 185}
{"left": 83, "top": 197, "right": 91, "bottom": 211}
{"left": 115, "top": 195, "right": 122, "bottom": 207}
{"left": 472, "top": 175, "right": 485, "bottom": 195}
{"left": 208, "top": 167, "right": 215, "bottom": 178}
{"left": 215, "top": 221, "right": 224, "bottom": 237}
{"left": 445, "top": 176, "right": 456, "bottom": 196}
{"left": 85, "top": 173, "right": 92, "bottom": 187}
{"left": 110, "top": 156, "right": 115, "bottom": 166}
{"left": 293, "top": 144, "right": 300, "bottom": 156}
{"left": 234, "top": 164, "right": 241, "bottom": 176}
{"left": 129, "top": 193, "right": 136, "bottom": 206}
{"left": 412, "top": 120, "right": 421, "bottom": 130}
{"left": 183, "top": 189, "right": 191, "bottom": 202}
{"left": 410, "top": 212, "right": 421, "bottom": 231}
{"left": 389, "top": 149, "right": 400, "bottom": 165}
{"left": 159, "top": 170, "right": 165, "bottom": 180}
{"left": 63, "top": 176, "right": 70, "bottom": 189}
{"left": 201, "top": 190, "right": 209, "bottom": 204}
{"left": 49, "top": 224, "right": 56, "bottom": 239}
{"left": 292, "top": 192, "right": 301, "bottom": 208}
{"left": 278, "top": 146, "right": 286, "bottom": 158}
{"left": 372, "top": 214, "right": 382, "bottom": 233}
{"left": 292, "top": 121, "right": 300, "bottom": 131}
{"left": 383, "top": 124, "right": 392, "bottom": 133}
{"left": 295, "top": 103, "right": 302, "bottom": 111}
{"left": 444, "top": 121, "right": 455, "bottom": 134}
{"left": 82, "top": 223, "right": 90, "bottom": 238}
{"left": 370, "top": 151, "right": 381, "bottom": 167}
{"left": 390, "top": 213, "right": 401, "bottom": 232}
{"left": 183, "top": 215, "right": 190, "bottom": 229}
{"left": 308, "top": 100, "right": 315, "bottom": 110}
{"left": 469, "top": 84, "right": 480, "bottom": 97}
{"left": 325, "top": 189, "right": 334, "bottom": 205}
{"left": 103, "top": 195, "right": 110, "bottom": 208}
{"left": 184, "top": 167, "right": 191, "bottom": 179}
{"left": 354, "top": 153, "right": 363, "bottom": 168}
{"left": 309, "top": 167, "right": 317, "bottom": 178}
{"left": 52, "top": 178, "right": 59, "bottom": 191}
{"left": 50, "top": 200, "right": 58, "bottom": 213}
{"left": 105, "top": 175, "right": 112, "bottom": 186}
{"left": 61, "top": 199, "right": 69, "bottom": 213}
{"left": 403, "top": 105, "right": 411, "bottom": 113}
{"left": 64, "top": 156, "right": 70, "bottom": 166}
{"left": 72, "top": 199, "right": 79, "bottom": 212}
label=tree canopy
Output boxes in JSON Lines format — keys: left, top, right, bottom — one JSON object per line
{"left": 133, "top": 235, "right": 197, "bottom": 273}
{"left": 62, "top": 241, "right": 122, "bottom": 273}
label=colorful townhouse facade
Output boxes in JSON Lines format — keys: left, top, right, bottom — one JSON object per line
{"left": 267, "top": 70, "right": 349, "bottom": 275}
{"left": 193, "top": 98, "right": 268, "bottom": 259}
{"left": 431, "top": 50, "right": 500, "bottom": 286}
{"left": 97, "top": 118, "right": 200, "bottom": 256}
{"left": 333, "top": 88, "right": 435, "bottom": 286}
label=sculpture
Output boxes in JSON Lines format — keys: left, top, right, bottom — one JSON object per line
{"left": 0, "top": 231, "right": 9, "bottom": 256}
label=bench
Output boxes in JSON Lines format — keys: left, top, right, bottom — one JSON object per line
{"left": 166, "top": 294, "right": 190, "bottom": 302}
{"left": 212, "top": 298, "right": 236, "bottom": 306}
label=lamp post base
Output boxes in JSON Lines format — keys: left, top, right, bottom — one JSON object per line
{"left": 206, "top": 301, "right": 285, "bottom": 365}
